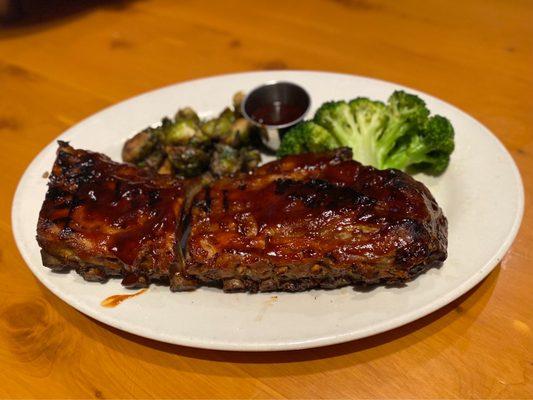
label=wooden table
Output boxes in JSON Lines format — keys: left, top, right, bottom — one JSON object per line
{"left": 1, "top": 0, "right": 532, "bottom": 398}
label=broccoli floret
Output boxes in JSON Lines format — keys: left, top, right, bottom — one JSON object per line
{"left": 376, "top": 91, "right": 430, "bottom": 166}
{"left": 277, "top": 121, "right": 339, "bottom": 157}
{"left": 278, "top": 90, "right": 454, "bottom": 175}
{"left": 312, "top": 98, "right": 388, "bottom": 166}
{"left": 348, "top": 98, "right": 388, "bottom": 166}
{"left": 382, "top": 115, "right": 454, "bottom": 174}
{"left": 313, "top": 101, "right": 358, "bottom": 149}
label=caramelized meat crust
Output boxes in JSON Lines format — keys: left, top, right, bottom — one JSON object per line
{"left": 184, "top": 148, "right": 447, "bottom": 292}
{"left": 36, "top": 142, "right": 188, "bottom": 288}
{"left": 36, "top": 144, "right": 447, "bottom": 293}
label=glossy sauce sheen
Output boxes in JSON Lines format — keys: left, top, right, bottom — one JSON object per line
{"left": 101, "top": 289, "right": 148, "bottom": 307}
{"left": 71, "top": 177, "right": 179, "bottom": 265}
{"left": 187, "top": 148, "right": 447, "bottom": 274}
{"left": 37, "top": 143, "right": 186, "bottom": 279}
{"left": 249, "top": 103, "right": 305, "bottom": 125}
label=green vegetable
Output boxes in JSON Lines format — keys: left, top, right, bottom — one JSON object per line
{"left": 240, "top": 147, "right": 261, "bottom": 171}
{"left": 232, "top": 91, "right": 246, "bottom": 118}
{"left": 209, "top": 144, "right": 242, "bottom": 176}
{"left": 277, "top": 121, "right": 339, "bottom": 157}
{"left": 122, "top": 92, "right": 262, "bottom": 179}
{"left": 375, "top": 91, "right": 429, "bottom": 168}
{"left": 174, "top": 107, "right": 200, "bottom": 124}
{"left": 200, "top": 107, "right": 235, "bottom": 140}
{"left": 121, "top": 127, "right": 159, "bottom": 163}
{"left": 278, "top": 90, "right": 454, "bottom": 175}
{"left": 138, "top": 149, "right": 165, "bottom": 170}
{"left": 162, "top": 117, "right": 209, "bottom": 147}
{"left": 381, "top": 115, "right": 455, "bottom": 174}
{"left": 220, "top": 118, "right": 252, "bottom": 147}
{"left": 348, "top": 98, "right": 388, "bottom": 166}
{"left": 163, "top": 118, "right": 195, "bottom": 144}
{"left": 209, "top": 144, "right": 261, "bottom": 177}
{"left": 200, "top": 119, "right": 217, "bottom": 137}
{"left": 165, "top": 145, "right": 210, "bottom": 177}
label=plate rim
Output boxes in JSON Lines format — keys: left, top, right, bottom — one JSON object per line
{"left": 11, "top": 70, "right": 525, "bottom": 351}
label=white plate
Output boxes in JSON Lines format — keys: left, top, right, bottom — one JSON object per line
{"left": 12, "top": 71, "right": 524, "bottom": 351}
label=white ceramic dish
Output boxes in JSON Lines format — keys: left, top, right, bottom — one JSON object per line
{"left": 12, "top": 71, "right": 524, "bottom": 351}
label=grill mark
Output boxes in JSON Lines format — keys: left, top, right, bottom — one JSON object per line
{"left": 114, "top": 180, "right": 122, "bottom": 199}
{"left": 52, "top": 217, "right": 71, "bottom": 227}
{"left": 148, "top": 189, "right": 160, "bottom": 206}
{"left": 222, "top": 190, "right": 229, "bottom": 212}
{"left": 63, "top": 194, "right": 81, "bottom": 229}
{"left": 275, "top": 178, "right": 375, "bottom": 209}
{"left": 57, "top": 197, "right": 77, "bottom": 230}
{"left": 46, "top": 186, "right": 69, "bottom": 202}
{"left": 203, "top": 187, "right": 211, "bottom": 213}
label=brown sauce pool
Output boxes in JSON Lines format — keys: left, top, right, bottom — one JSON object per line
{"left": 101, "top": 289, "right": 148, "bottom": 308}
{"left": 249, "top": 103, "right": 306, "bottom": 126}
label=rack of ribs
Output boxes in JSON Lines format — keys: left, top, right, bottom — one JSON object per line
{"left": 183, "top": 148, "right": 447, "bottom": 292}
{"left": 37, "top": 144, "right": 447, "bottom": 293}
{"left": 36, "top": 141, "right": 191, "bottom": 289}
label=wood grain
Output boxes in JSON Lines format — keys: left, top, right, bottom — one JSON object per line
{"left": 1, "top": 0, "right": 532, "bottom": 398}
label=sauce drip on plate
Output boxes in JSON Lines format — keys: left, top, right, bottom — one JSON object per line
{"left": 101, "top": 289, "right": 148, "bottom": 308}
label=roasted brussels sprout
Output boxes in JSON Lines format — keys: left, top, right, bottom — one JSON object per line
{"left": 122, "top": 127, "right": 158, "bottom": 163}
{"left": 175, "top": 107, "right": 200, "bottom": 124}
{"left": 241, "top": 148, "right": 261, "bottom": 171}
{"left": 210, "top": 144, "right": 262, "bottom": 177}
{"left": 157, "top": 158, "right": 173, "bottom": 175}
{"left": 219, "top": 118, "right": 252, "bottom": 147}
{"left": 121, "top": 92, "right": 262, "bottom": 178}
{"left": 232, "top": 91, "right": 245, "bottom": 118}
{"left": 165, "top": 145, "right": 210, "bottom": 178}
{"left": 138, "top": 150, "right": 165, "bottom": 170}
{"left": 161, "top": 116, "right": 210, "bottom": 148}
{"left": 210, "top": 144, "right": 242, "bottom": 176}
{"left": 199, "top": 108, "right": 234, "bottom": 141}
